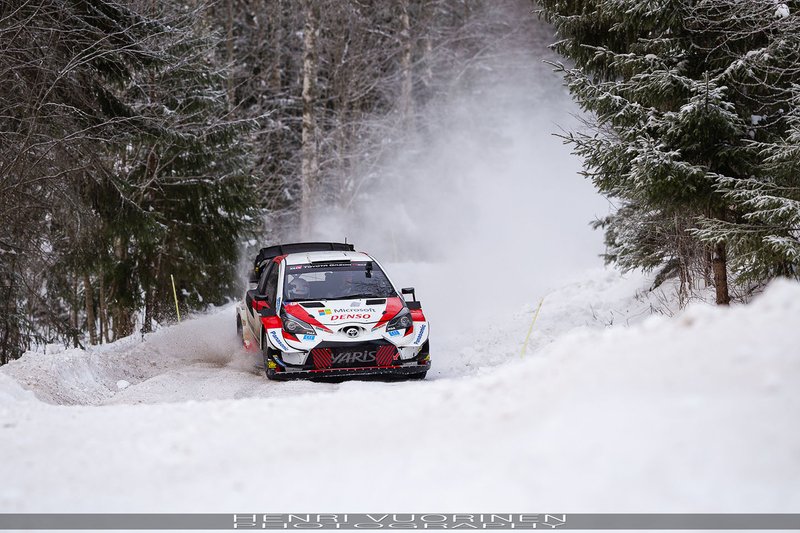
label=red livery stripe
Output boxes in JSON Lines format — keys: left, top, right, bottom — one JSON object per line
{"left": 372, "top": 297, "right": 405, "bottom": 330}
{"left": 261, "top": 316, "right": 282, "bottom": 329}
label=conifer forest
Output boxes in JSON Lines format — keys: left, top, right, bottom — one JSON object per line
{"left": 2, "top": 0, "right": 799, "bottom": 364}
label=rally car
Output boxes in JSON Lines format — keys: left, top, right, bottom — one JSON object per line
{"left": 236, "top": 242, "right": 430, "bottom": 380}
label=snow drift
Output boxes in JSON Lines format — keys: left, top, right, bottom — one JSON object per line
{"left": 1, "top": 275, "right": 798, "bottom": 512}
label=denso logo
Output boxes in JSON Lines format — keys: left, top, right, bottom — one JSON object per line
{"left": 329, "top": 313, "right": 372, "bottom": 321}
{"left": 332, "top": 350, "right": 376, "bottom": 364}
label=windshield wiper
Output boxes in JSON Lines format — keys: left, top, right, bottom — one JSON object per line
{"left": 335, "top": 293, "right": 380, "bottom": 300}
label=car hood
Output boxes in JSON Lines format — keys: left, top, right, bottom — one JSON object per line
{"left": 284, "top": 296, "right": 404, "bottom": 331}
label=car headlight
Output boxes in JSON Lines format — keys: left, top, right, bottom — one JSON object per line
{"left": 385, "top": 308, "right": 412, "bottom": 332}
{"left": 280, "top": 313, "right": 316, "bottom": 336}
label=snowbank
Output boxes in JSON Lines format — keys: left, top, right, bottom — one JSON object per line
{"left": 1, "top": 275, "right": 798, "bottom": 513}
{"left": 1, "top": 268, "right": 659, "bottom": 406}
{"left": 0, "top": 306, "right": 249, "bottom": 405}
{"left": 0, "top": 373, "right": 36, "bottom": 404}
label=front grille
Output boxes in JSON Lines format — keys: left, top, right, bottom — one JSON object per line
{"left": 310, "top": 342, "right": 398, "bottom": 369}
{"left": 311, "top": 348, "right": 333, "bottom": 369}
{"left": 375, "top": 345, "right": 396, "bottom": 367}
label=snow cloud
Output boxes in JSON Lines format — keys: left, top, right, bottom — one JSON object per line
{"left": 311, "top": 6, "right": 609, "bottom": 333}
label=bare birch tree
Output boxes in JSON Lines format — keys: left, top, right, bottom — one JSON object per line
{"left": 300, "top": 0, "right": 320, "bottom": 239}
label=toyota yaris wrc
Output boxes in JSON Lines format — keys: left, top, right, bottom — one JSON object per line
{"left": 236, "top": 242, "right": 430, "bottom": 380}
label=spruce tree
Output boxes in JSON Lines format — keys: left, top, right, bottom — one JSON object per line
{"left": 538, "top": 0, "right": 800, "bottom": 303}
{"left": 90, "top": 1, "right": 258, "bottom": 332}
{"left": 0, "top": 0, "right": 258, "bottom": 355}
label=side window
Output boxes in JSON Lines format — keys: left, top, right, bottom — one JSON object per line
{"left": 256, "top": 263, "right": 273, "bottom": 295}
{"left": 264, "top": 263, "right": 280, "bottom": 305}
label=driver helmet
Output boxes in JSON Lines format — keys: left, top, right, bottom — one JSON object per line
{"left": 341, "top": 270, "right": 359, "bottom": 289}
{"left": 289, "top": 277, "right": 310, "bottom": 299}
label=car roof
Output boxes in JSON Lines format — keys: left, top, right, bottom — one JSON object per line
{"left": 284, "top": 250, "right": 373, "bottom": 266}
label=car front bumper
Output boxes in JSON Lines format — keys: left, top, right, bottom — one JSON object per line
{"left": 269, "top": 361, "right": 430, "bottom": 381}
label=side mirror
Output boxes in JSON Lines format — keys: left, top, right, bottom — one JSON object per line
{"left": 251, "top": 293, "right": 271, "bottom": 312}
{"left": 401, "top": 287, "right": 417, "bottom": 302}
{"left": 258, "top": 306, "right": 277, "bottom": 318}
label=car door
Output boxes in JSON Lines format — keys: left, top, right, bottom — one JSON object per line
{"left": 249, "top": 261, "right": 281, "bottom": 348}
{"left": 245, "top": 262, "right": 272, "bottom": 341}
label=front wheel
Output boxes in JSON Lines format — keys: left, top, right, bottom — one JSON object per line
{"left": 262, "top": 334, "right": 280, "bottom": 380}
{"left": 409, "top": 340, "right": 430, "bottom": 380}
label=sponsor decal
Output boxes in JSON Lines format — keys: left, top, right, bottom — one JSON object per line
{"left": 330, "top": 313, "right": 372, "bottom": 321}
{"left": 327, "top": 307, "right": 377, "bottom": 314}
{"left": 317, "top": 309, "right": 332, "bottom": 316}
{"left": 388, "top": 330, "right": 401, "bottom": 337}
{"left": 332, "top": 350, "right": 376, "bottom": 364}
{"left": 269, "top": 330, "right": 290, "bottom": 352}
{"left": 303, "top": 334, "right": 316, "bottom": 341}
{"left": 414, "top": 324, "right": 427, "bottom": 344}
{"left": 295, "top": 262, "right": 365, "bottom": 270}
{"left": 276, "top": 296, "right": 282, "bottom": 309}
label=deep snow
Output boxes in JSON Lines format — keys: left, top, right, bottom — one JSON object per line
{"left": 1, "top": 272, "right": 799, "bottom": 513}
{"left": 0, "top": 266, "right": 658, "bottom": 407}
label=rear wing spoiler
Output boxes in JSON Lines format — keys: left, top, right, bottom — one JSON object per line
{"left": 250, "top": 242, "right": 355, "bottom": 283}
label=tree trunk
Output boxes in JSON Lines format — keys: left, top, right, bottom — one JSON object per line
{"left": 112, "top": 236, "right": 133, "bottom": 340}
{"left": 421, "top": 34, "right": 433, "bottom": 94}
{"left": 226, "top": 0, "right": 236, "bottom": 108}
{"left": 142, "top": 247, "right": 165, "bottom": 334}
{"left": 399, "top": 0, "right": 415, "bottom": 131}
{"left": 83, "top": 273, "right": 97, "bottom": 345}
{"left": 70, "top": 275, "right": 80, "bottom": 348}
{"left": 704, "top": 249, "right": 713, "bottom": 287}
{"left": 300, "top": 0, "right": 320, "bottom": 239}
{"left": 336, "top": 103, "right": 350, "bottom": 209}
{"left": 268, "top": 0, "right": 283, "bottom": 92}
{"left": 1, "top": 256, "right": 17, "bottom": 365}
{"left": 712, "top": 241, "right": 731, "bottom": 305}
{"left": 142, "top": 288, "right": 153, "bottom": 335}
{"left": 99, "top": 276, "right": 110, "bottom": 343}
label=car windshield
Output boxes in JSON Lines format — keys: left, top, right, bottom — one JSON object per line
{"left": 283, "top": 261, "right": 397, "bottom": 302}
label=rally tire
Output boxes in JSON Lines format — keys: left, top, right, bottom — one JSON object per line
{"left": 236, "top": 314, "right": 243, "bottom": 340}
{"left": 262, "top": 333, "right": 279, "bottom": 381}
{"left": 408, "top": 340, "right": 430, "bottom": 380}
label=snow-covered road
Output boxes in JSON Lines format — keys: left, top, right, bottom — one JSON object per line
{"left": 0, "top": 265, "right": 652, "bottom": 407}
{"left": 2, "top": 271, "right": 799, "bottom": 513}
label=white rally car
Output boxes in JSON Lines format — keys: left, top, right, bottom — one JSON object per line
{"left": 236, "top": 242, "right": 430, "bottom": 380}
